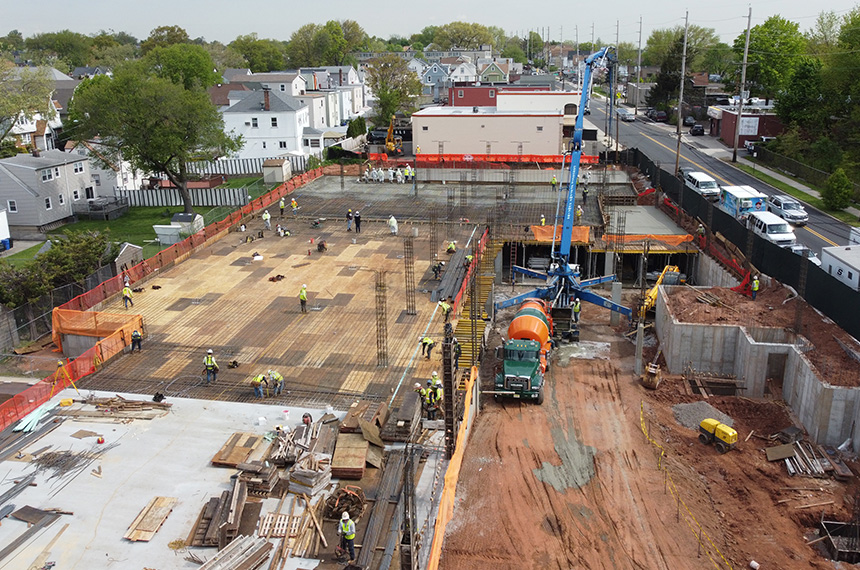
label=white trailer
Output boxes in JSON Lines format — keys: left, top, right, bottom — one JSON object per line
{"left": 820, "top": 245, "right": 860, "bottom": 292}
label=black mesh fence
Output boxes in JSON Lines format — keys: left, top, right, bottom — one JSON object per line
{"left": 618, "top": 148, "right": 860, "bottom": 340}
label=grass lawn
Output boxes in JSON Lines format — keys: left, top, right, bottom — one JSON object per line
{"left": 734, "top": 163, "right": 860, "bottom": 226}
{"left": 1, "top": 242, "right": 45, "bottom": 266}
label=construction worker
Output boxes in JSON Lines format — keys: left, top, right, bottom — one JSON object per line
{"left": 541, "top": 214, "right": 546, "bottom": 226}
{"left": 551, "top": 175, "right": 558, "bottom": 191}
{"left": 464, "top": 254, "right": 473, "bottom": 268}
{"left": 430, "top": 371, "right": 440, "bottom": 386}
{"left": 446, "top": 241, "right": 457, "bottom": 254}
{"left": 452, "top": 337, "right": 461, "bottom": 369}
{"left": 425, "top": 379, "right": 439, "bottom": 419}
{"left": 131, "top": 329, "right": 142, "bottom": 353}
{"left": 122, "top": 284, "right": 134, "bottom": 309}
{"left": 338, "top": 512, "right": 356, "bottom": 563}
{"left": 279, "top": 197, "right": 285, "bottom": 217}
{"left": 575, "top": 205, "right": 583, "bottom": 223}
{"left": 438, "top": 300, "right": 452, "bottom": 322}
{"left": 415, "top": 145, "right": 421, "bottom": 155}
{"left": 432, "top": 260, "right": 445, "bottom": 280}
{"left": 751, "top": 275, "right": 760, "bottom": 301}
{"left": 697, "top": 224, "right": 705, "bottom": 239}
{"left": 414, "top": 382, "right": 427, "bottom": 414}
{"left": 251, "top": 373, "right": 267, "bottom": 398}
{"left": 262, "top": 210, "right": 272, "bottom": 230}
{"left": 268, "top": 369, "right": 284, "bottom": 396}
{"left": 354, "top": 211, "right": 361, "bottom": 233}
{"left": 291, "top": 198, "right": 298, "bottom": 214}
{"left": 582, "top": 184, "right": 589, "bottom": 202}
{"left": 346, "top": 209, "right": 353, "bottom": 232}
{"left": 573, "top": 298, "right": 581, "bottom": 323}
{"left": 203, "top": 349, "right": 219, "bottom": 385}
{"left": 299, "top": 284, "right": 308, "bottom": 313}
{"left": 420, "top": 336, "right": 435, "bottom": 360}
{"left": 388, "top": 215, "right": 398, "bottom": 235}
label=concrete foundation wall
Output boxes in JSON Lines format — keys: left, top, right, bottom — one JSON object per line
{"left": 61, "top": 334, "right": 98, "bottom": 359}
{"left": 416, "top": 168, "right": 631, "bottom": 185}
{"left": 657, "top": 286, "right": 860, "bottom": 451}
{"left": 694, "top": 253, "right": 740, "bottom": 288}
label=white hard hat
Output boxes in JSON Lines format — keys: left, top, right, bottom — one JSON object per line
{"left": 452, "top": 337, "right": 457, "bottom": 342}
{"left": 302, "top": 284, "right": 307, "bottom": 288}
{"left": 342, "top": 511, "right": 350, "bottom": 520}
{"left": 432, "top": 371, "right": 438, "bottom": 377}
{"left": 207, "top": 349, "right": 213, "bottom": 354}
{"left": 414, "top": 382, "right": 421, "bottom": 389}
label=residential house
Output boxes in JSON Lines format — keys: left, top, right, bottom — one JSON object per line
{"left": 208, "top": 83, "right": 251, "bottom": 110}
{"left": 64, "top": 140, "right": 146, "bottom": 192}
{"left": 0, "top": 150, "right": 97, "bottom": 238}
{"left": 301, "top": 126, "right": 348, "bottom": 155}
{"left": 406, "top": 57, "right": 429, "bottom": 77}
{"left": 221, "top": 89, "right": 309, "bottom": 159}
{"left": 479, "top": 61, "right": 509, "bottom": 83}
{"left": 447, "top": 85, "right": 547, "bottom": 107}
{"left": 222, "top": 68, "right": 252, "bottom": 83}
{"left": 448, "top": 61, "right": 478, "bottom": 84}
{"left": 295, "top": 92, "right": 328, "bottom": 129}
{"left": 421, "top": 63, "right": 452, "bottom": 101}
{"left": 70, "top": 66, "right": 111, "bottom": 80}
{"left": 229, "top": 72, "right": 308, "bottom": 97}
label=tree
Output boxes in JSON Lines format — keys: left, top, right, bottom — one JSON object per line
{"left": 346, "top": 116, "right": 366, "bottom": 138}
{"left": 70, "top": 62, "right": 240, "bottom": 214}
{"left": 320, "top": 22, "right": 350, "bottom": 66}
{"left": 0, "top": 261, "right": 50, "bottom": 308}
{"left": 502, "top": 43, "right": 527, "bottom": 64}
{"left": 434, "top": 22, "right": 493, "bottom": 50}
{"left": 142, "top": 44, "right": 221, "bottom": 90}
{"left": 340, "top": 20, "right": 367, "bottom": 53}
{"left": 141, "top": 25, "right": 190, "bottom": 54}
{"left": 203, "top": 41, "right": 247, "bottom": 71}
{"left": 229, "top": 34, "right": 286, "bottom": 72}
{"left": 24, "top": 30, "right": 92, "bottom": 72}
{"left": 806, "top": 10, "right": 842, "bottom": 54}
{"left": 39, "top": 230, "right": 116, "bottom": 288}
{"left": 774, "top": 58, "right": 828, "bottom": 136}
{"left": 0, "top": 60, "right": 54, "bottom": 141}
{"left": 822, "top": 168, "right": 853, "bottom": 209}
{"left": 643, "top": 26, "right": 720, "bottom": 71}
{"left": 646, "top": 36, "right": 689, "bottom": 111}
{"left": 734, "top": 16, "right": 805, "bottom": 101}
{"left": 700, "top": 42, "right": 734, "bottom": 78}
{"left": 364, "top": 53, "right": 422, "bottom": 128}
{"left": 0, "top": 30, "right": 24, "bottom": 53}
{"left": 287, "top": 24, "right": 324, "bottom": 67}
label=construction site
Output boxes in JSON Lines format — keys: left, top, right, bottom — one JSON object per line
{"left": 1, "top": 156, "right": 860, "bottom": 570}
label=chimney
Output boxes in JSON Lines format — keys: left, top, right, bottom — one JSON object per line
{"left": 31, "top": 147, "right": 40, "bottom": 157}
{"left": 263, "top": 87, "right": 271, "bottom": 111}
{"left": 339, "top": 68, "right": 343, "bottom": 85}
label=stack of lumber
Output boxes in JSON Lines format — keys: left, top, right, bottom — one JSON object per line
{"left": 380, "top": 391, "right": 422, "bottom": 442}
{"left": 86, "top": 394, "right": 173, "bottom": 412}
{"left": 323, "top": 486, "right": 367, "bottom": 521}
{"left": 124, "top": 496, "right": 177, "bottom": 542}
{"left": 238, "top": 461, "right": 279, "bottom": 497}
{"left": 431, "top": 249, "right": 468, "bottom": 302}
{"left": 212, "top": 433, "right": 264, "bottom": 468}
{"left": 340, "top": 401, "right": 388, "bottom": 434}
{"left": 268, "top": 430, "right": 301, "bottom": 466}
{"left": 331, "top": 432, "right": 369, "bottom": 479}
{"left": 197, "top": 535, "right": 272, "bottom": 570}
{"left": 288, "top": 453, "right": 331, "bottom": 496}
{"left": 187, "top": 478, "right": 248, "bottom": 548}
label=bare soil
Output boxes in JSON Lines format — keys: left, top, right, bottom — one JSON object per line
{"left": 666, "top": 285, "right": 860, "bottom": 388}
{"left": 440, "top": 304, "right": 859, "bottom": 570}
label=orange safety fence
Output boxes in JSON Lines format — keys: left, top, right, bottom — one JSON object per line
{"left": 0, "top": 169, "right": 325, "bottom": 432}
{"left": 426, "top": 365, "right": 478, "bottom": 570}
{"left": 603, "top": 233, "right": 694, "bottom": 246}
{"left": 530, "top": 225, "right": 591, "bottom": 243}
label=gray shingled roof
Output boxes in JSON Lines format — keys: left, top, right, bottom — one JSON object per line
{"left": 0, "top": 149, "right": 83, "bottom": 169}
{"left": 223, "top": 91, "right": 303, "bottom": 113}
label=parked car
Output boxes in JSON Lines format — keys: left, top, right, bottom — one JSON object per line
{"left": 767, "top": 195, "right": 809, "bottom": 225}
{"left": 683, "top": 116, "right": 696, "bottom": 126}
{"left": 654, "top": 111, "right": 668, "bottom": 122}
{"left": 616, "top": 108, "right": 635, "bottom": 122}
{"left": 689, "top": 124, "right": 705, "bottom": 136}
{"left": 645, "top": 108, "right": 657, "bottom": 120}
{"left": 789, "top": 244, "right": 822, "bottom": 266}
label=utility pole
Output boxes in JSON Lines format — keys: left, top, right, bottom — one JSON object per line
{"left": 636, "top": 16, "right": 642, "bottom": 115}
{"left": 732, "top": 6, "right": 753, "bottom": 163}
{"left": 673, "top": 11, "right": 689, "bottom": 178}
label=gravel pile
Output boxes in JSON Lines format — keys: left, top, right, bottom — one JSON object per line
{"left": 672, "top": 401, "right": 734, "bottom": 431}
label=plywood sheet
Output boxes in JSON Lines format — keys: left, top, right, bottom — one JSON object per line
{"left": 330, "top": 432, "right": 368, "bottom": 479}
{"left": 212, "top": 432, "right": 263, "bottom": 467}
{"left": 124, "top": 496, "right": 177, "bottom": 542}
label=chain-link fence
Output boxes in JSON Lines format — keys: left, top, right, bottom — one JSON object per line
{"left": 756, "top": 147, "right": 860, "bottom": 202}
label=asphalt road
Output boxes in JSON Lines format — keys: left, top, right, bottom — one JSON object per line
{"left": 593, "top": 105, "right": 851, "bottom": 253}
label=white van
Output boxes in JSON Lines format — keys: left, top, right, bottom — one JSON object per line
{"left": 684, "top": 171, "right": 720, "bottom": 201}
{"left": 746, "top": 211, "right": 797, "bottom": 247}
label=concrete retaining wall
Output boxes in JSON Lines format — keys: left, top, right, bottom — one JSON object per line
{"left": 694, "top": 253, "right": 740, "bottom": 288}
{"left": 656, "top": 285, "right": 860, "bottom": 450}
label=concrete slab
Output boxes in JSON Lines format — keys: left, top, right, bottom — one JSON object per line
{"left": 0, "top": 389, "right": 343, "bottom": 570}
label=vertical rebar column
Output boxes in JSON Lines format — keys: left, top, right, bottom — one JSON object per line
{"left": 340, "top": 159, "right": 345, "bottom": 191}
{"left": 509, "top": 240, "right": 518, "bottom": 288}
{"left": 375, "top": 270, "right": 388, "bottom": 367}
{"left": 404, "top": 237, "right": 416, "bottom": 315}
{"left": 459, "top": 171, "right": 468, "bottom": 210}
{"left": 429, "top": 209, "right": 438, "bottom": 262}
{"left": 441, "top": 340, "right": 456, "bottom": 459}
{"left": 446, "top": 186, "right": 455, "bottom": 240}
{"left": 794, "top": 249, "right": 809, "bottom": 334}
{"left": 401, "top": 444, "right": 418, "bottom": 570}
{"left": 615, "top": 211, "right": 627, "bottom": 280}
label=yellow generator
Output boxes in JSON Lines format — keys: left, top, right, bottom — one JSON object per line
{"left": 698, "top": 418, "right": 738, "bottom": 454}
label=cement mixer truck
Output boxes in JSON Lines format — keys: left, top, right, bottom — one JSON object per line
{"left": 494, "top": 299, "right": 553, "bottom": 404}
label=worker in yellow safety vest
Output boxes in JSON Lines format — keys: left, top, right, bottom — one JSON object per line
{"left": 122, "top": 285, "right": 134, "bottom": 309}
{"left": 268, "top": 370, "right": 284, "bottom": 395}
{"left": 299, "top": 284, "right": 308, "bottom": 313}
{"left": 251, "top": 373, "right": 267, "bottom": 398}
{"left": 203, "top": 349, "right": 219, "bottom": 385}
{"left": 751, "top": 275, "right": 760, "bottom": 301}
{"left": 573, "top": 298, "right": 581, "bottom": 323}
{"left": 338, "top": 512, "right": 356, "bottom": 563}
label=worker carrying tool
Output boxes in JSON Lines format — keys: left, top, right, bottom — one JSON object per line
{"left": 338, "top": 511, "right": 356, "bottom": 564}
{"left": 203, "top": 349, "right": 219, "bottom": 385}
{"left": 251, "top": 373, "right": 268, "bottom": 398}
{"left": 268, "top": 369, "right": 284, "bottom": 396}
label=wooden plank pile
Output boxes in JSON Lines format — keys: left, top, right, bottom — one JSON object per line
{"left": 339, "top": 401, "right": 388, "bottom": 434}
{"left": 187, "top": 478, "right": 247, "bottom": 548}
{"left": 380, "top": 391, "right": 422, "bottom": 442}
{"left": 330, "top": 432, "right": 368, "bottom": 480}
{"left": 264, "top": 495, "right": 328, "bottom": 566}
{"left": 197, "top": 535, "right": 272, "bottom": 570}
{"left": 288, "top": 453, "right": 331, "bottom": 496}
{"left": 237, "top": 461, "right": 279, "bottom": 497}
{"left": 766, "top": 440, "right": 852, "bottom": 479}
{"left": 124, "top": 496, "right": 176, "bottom": 542}
{"left": 212, "top": 433, "right": 264, "bottom": 468}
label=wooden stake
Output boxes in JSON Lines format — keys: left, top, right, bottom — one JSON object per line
{"left": 745, "top": 430, "right": 754, "bottom": 442}
{"left": 795, "top": 501, "right": 834, "bottom": 510}
{"left": 302, "top": 494, "right": 328, "bottom": 548}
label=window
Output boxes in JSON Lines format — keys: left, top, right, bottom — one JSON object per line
{"left": 489, "top": 90, "right": 495, "bottom": 98}
{"left": 73, "top": 161, "right": 84, "bottom": 173}
{"left": 271, "top": 117, "right": 278, "bottom": 127}
{"left": 303, "top": 139, "right": 309, "bottom": 146}
{"left": 458, "top": 90, "right": 464, "bottom": 98}
{"left": 73, "top": 190, "right": 80, "bottom": 201}
{"left": 92, "top": 173, "right": 101, "bottom": 186}
{"left": 536, "top": 126, "right": 544, "bottom": 132}
{"left": 41, "top": 167, "right": 59, "bottom": 182}
{"left": 279, "top": 84, "right": 285, "bottom": 91}
{"left": 279, "top": 141, "right": 287, "bottom": 149}
{"left": 850, "top": 271, "right": 855, "bottom": 280}
{"left": 251, "top": 117, "right": 258, "bottom": 128}
{"left": 85, "top": 187, "right": 94, "bottom": 199}
{"left": 262, "top": 141, "right": 267, "bottom": 149}
{"left": 6, "top": 200, "right": 17, "bottom": 213}
{"left": 310, "top": 139, "right": 321, "bottom": 148}
{"left": 58, "top": 194, "right": 65, "bottom": 205}
{"left": 422, "top": 126, "right": 428, "bottom": 131}
{"left": 45, "top": 197, "right": 52, "bottom": 210}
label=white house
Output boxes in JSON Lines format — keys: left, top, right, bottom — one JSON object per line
{"left": 222, "top": 89, "right": 309, "bottom": 159}
{"left": 230, "top": 72, "right": 308, "bottom": 97}
{"left": 448, "top": 62, "right": 478, "bottom": 84}
{"left": 294, "top": 92, "right": 328, "bottom": 129}
{"left": 0, "top": 150, "right": 98, "bottom": 237}
{"left": 64, "top": 140, "right": 147, "bottom": 192}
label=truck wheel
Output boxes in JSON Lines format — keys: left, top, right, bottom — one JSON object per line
{"left": 536, "top": 387, "right": 545, "bottom": 405}
{"left": 698, "top": 434, "right": 710, "bottom": 445}
{"left": 715, "top": 441, "right": 728, "bottom": 454}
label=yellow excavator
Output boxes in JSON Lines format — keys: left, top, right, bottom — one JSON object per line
{"left": 385, "top": 116, "right": 403, "bottom": 155}
{"left": 639, "top": 265, "right": 683, "bottom": 319}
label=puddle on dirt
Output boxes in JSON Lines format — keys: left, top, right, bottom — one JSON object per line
{"left": 557, "top": 341, "right": 611, "bottom": 361}
{"left": 533, "top": 427, "right": 596, "bottom": 492}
